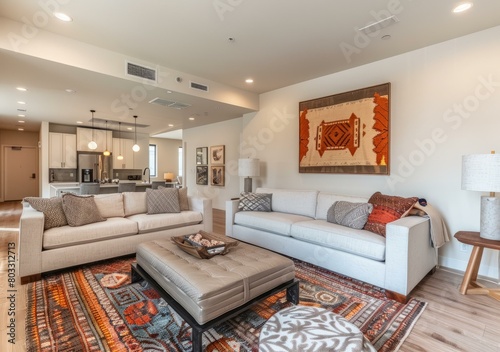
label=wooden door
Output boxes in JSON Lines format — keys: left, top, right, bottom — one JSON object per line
{"left": 3, "top": 146, "right": 38, "bottom": 201}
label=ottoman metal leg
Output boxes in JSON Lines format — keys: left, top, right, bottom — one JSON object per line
{"left": 287, "top": 280, "right": 299, "bottom": 304}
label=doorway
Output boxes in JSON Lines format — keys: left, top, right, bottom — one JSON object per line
{"left": 3, "top": 146, "right": 38, "bottom": 201}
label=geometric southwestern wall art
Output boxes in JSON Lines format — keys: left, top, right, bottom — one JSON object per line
{"left": 299, "top": 83, "right": 390, "bottom": 175}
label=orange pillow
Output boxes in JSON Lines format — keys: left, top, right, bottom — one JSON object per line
{"left": 364, "top": 192, "right": 418, "bottom": 237}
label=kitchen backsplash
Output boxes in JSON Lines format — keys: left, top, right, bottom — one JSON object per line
{"left": 49, "top": 168, "right": 143, "bottom": 182}
{"left": 49, "top": 169, "right": 77, "bottom": 182}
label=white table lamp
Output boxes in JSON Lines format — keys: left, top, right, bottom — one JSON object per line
{"left": 238, "top": 158, "right": 260, "bottom": 193}
{"left": 462, "top": 152, "right": 500, "bottom": 240}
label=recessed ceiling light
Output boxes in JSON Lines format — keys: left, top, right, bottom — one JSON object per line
{"left": 54, "top": 12, "right": 72, "bottom": 22}
{"left": 18, "top": 128, "right": 24, "bottom": 131}
{"left": 18, "top": 114, "right": 25, "bottom": 117}
{"left": 76, "top": 121, "right": 83, "bottom": 124}
{"left": 245, "top": 78, "right": 254, "bottom": 84}
{"left": 16, "top": 87, "right": 27, "bottom": 91}
{"left": 17, "top": 101, "right": 26, "bottom": 104}
{"left": 453, "top": 2, "right": 473, "bottom": 13}
{"left": 18, "top": 120, "right": 25, "bottom": 123}
{"left": 188, "top": 117, "right": 195, "bottom": 121}
{"left": 65, "top": 89, "right": 76, "bottom": 93}
{"left": 168, "top": 124, "right": 174, "bottom": 127}
{"left": 381, "top": 34, "right": 391, "bottom": 40}
{"left": 127, "top": 127, "right": 133, "bottom": 130}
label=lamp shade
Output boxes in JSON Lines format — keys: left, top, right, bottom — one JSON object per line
{"left": 238, "top": 158, "right": 260, "bottom": 177}
{"left": 462, "top": 154, "right": 500, "bottom": 192}
{"left": 164, "top": 172, "right": 174, "bottom": 181}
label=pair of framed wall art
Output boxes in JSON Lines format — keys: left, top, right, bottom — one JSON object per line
{"left": 196, "top": 145, "right": 225, "bottom": 186}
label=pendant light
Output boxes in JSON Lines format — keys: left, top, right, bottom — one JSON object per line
{"left": 117, "top": 122, "right": 124, "bottom": 160}
{"left": 103, "top": 120, "right": 111, "bottom": 156}
{"left": 88, "top": 110, "right": 97, "bottom": 150}
{"left": 132, "top": 115, "right": 140, "bottom": 152}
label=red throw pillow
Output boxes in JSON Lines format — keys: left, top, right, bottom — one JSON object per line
{"left": 364, "top": 192, "right": 418, "bottom": 237}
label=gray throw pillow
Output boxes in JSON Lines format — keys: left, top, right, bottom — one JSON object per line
{"left": 159, "top": 186, "right": 189, "bottom": 211}
{"left": 327, "top": 201, "right": 373, "bottom": 229}
{"left": 146, "top": 188, "right": 181, "bottom": 214}
{"left": 25, "top": 197, "right": 68, "bottom": 230}
{"left": 238, "top": 192, "right": 272, "bottom": 212}
{"left": 62, "top": 194, "right": 106, "bottom": 227}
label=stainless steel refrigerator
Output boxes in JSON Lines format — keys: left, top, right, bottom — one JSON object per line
{"left": 77, "top": 152, "right": 112, "bottom": 183}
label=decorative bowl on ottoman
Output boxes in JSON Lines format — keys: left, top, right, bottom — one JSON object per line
{"left": 171, "top": 231, "right": 238, "bottom": 259}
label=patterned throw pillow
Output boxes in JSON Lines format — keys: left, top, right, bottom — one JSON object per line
{"left": 364, "top": 192, "right": 418, "bottom": 236}
{"left": 146, "top": 188, "right": 181, "bottom": 214}
{"left": 326, "top": 201, "right": 373, "bottom": 229}
{"left": 159, "top": 186, "right": 189, "bottom": 211}
{"left": 62, "top": 194, "right": 106, "bottom": 227}
{"left": 238, "top": 192, "right": 272, "bottom": 212}
{"left": 24, "top": 197, "right": 68, "bottom": 230}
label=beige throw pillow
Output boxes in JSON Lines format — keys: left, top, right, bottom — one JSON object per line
{"left": 94, "top": 193, "right": 125, "bottom": 218}
{"left": 62, "top": 194, "right": 106, "bottom": 227}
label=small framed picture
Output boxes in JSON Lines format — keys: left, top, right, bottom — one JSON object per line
{"left": 196, "top": 166, "right": 208, "bottom": 185}
{"left": 210, "top": 145, "right": 225, "bottom": 165}
{"left": 211, "top": 166, "right": 225, "bottom": 186}
{"left": 196, "top": 147, "right": 208, "bottom": 165}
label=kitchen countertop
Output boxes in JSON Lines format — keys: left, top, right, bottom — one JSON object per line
{"left": 49, "top": 181, "right": 155, "bottom": 196}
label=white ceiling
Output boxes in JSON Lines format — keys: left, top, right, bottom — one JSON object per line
{"left": 1, "top": 0, "right": 500, "bottom": 137}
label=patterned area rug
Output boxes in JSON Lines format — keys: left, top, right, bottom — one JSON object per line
{"left": 26, "top": 256, "right": 426, "bottom": 351}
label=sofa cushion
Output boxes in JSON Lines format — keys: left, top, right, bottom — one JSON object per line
{"left": 364, "top": 192, "right": 418, "bottom": 236}
{"left": 290, "top": 220, "right": 386, "bottom": 261}
{"left": 24, "top": 197, "right": 67, "bottom": 230}
{"left": 179, "top": 187, "right": 190, "bottom": 211}
{"left": 234, "top": 211, "right": 313, "bottom": 237}
{"left": 326, "top": 201, "right": 373, "bottom": 229}
{"left": 127, "top": 211, "right": 203, "bottom": 234}
{"left": 62, "top": 194, "right": 106, "bottom": 227}
{"left": 123, "top": 192, "right": 147, "bottom": 216}
{"left": 146, "top": 188, "right": 180, "bottom": 214}
{"left": 256, "top": 188, "right": 318, "bottom": 218}
{"left": 43, "top": 217, "right": 138, "bottom": 250}
{"left": 238, "top": 192, "right": 272, "bottom": 212}
{"left": 94, "top": 193, "right": 125, "bottom": 218}
{"left": 316, "top": 193, "right": 369, "bottom": 220}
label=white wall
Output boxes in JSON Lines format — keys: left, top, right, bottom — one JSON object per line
{"left": 183, "top": 118, "right": 242, "bottom": 209}
{"left": 184, "top": 25, "right": 500, "bottom": 277}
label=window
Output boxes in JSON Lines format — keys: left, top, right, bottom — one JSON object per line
{"left": 149, "top": 144, "right": 157, "bottom": 177}
{"left": 178, "top": 146, "right": 183, "bottom": 177}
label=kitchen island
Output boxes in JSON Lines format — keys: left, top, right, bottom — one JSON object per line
{"left": 49, "top": 182, "right": 153, "bottom": 197}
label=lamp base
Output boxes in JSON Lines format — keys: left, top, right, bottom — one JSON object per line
{"left": 243, "top": 177, "right": 253, "bottom": 193}
{"left": 480, "top": 196, "right": 500, "bottom": 241}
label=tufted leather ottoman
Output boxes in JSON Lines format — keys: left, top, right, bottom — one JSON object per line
{"left": 132, "top": 237, "right": 298, "bottom": 351}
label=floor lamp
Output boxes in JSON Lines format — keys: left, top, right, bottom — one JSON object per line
{"left": 238, "top": 158, "right": 260, "bottom": 193}
{"left": 462, "top": 152, "right": 500, "bottom": 240}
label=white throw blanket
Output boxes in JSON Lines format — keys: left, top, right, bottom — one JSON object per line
{"left": 413, "top": 202, "right": 450, "bottom": 249}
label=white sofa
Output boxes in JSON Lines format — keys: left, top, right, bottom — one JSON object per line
{"left": 226, "top": 188, "right": 436, "bottom": 302}
{"left": 19, "top": 191, "right": 212, "bottom": 284}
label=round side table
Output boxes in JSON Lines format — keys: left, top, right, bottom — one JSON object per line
{"left": 454, "top": 231, "right": 500, "bottom": 301}
{"left": 259, "top": 306, "right": 376, "bottom": 352}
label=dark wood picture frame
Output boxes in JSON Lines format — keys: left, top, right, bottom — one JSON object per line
{"left": 299, "top": 83, "right": 390, "bottom": 175}
{"left": 196, "top": 166, "right": 208, "bottom": 185}
{"left": 196, "top": 147, "right": 208, "bottom": 165}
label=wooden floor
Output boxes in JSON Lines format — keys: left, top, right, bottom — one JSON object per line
{"left": 1, "top": 201, "right": 499, "bottom": 351}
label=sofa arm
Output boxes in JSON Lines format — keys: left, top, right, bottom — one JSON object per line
{"left": 385, "top": 216, "right": 435, "bottom": 296}
{"left": 190, "top": 196, "right": 213, "bottom": 232}
{"left": 225, "top": 199, "right": 240, "bottom": 237}
{"left": 19, "top": 205, "right": 45, "bottom": 279}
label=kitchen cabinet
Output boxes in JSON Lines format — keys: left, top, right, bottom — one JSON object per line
{"left": 112, "top": 138, "right": 135, "bottom": 169}
{"left": 49, "top": 132, "right": 77, "bottom": 168}
{"left": 77, "top": 127, "right": 113, "bottom": 152}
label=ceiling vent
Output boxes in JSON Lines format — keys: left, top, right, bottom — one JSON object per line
{"left": 358, "top": 15, "right": 399, "bottom": 35}
{"left": 149, "top": 97, "right": 191, "bottom": 109}
{"left": 126, "top": 61, "right": 157, "bottom": 82}
{"left": 190, "top": 81, "right": 209, "bottom": 92}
